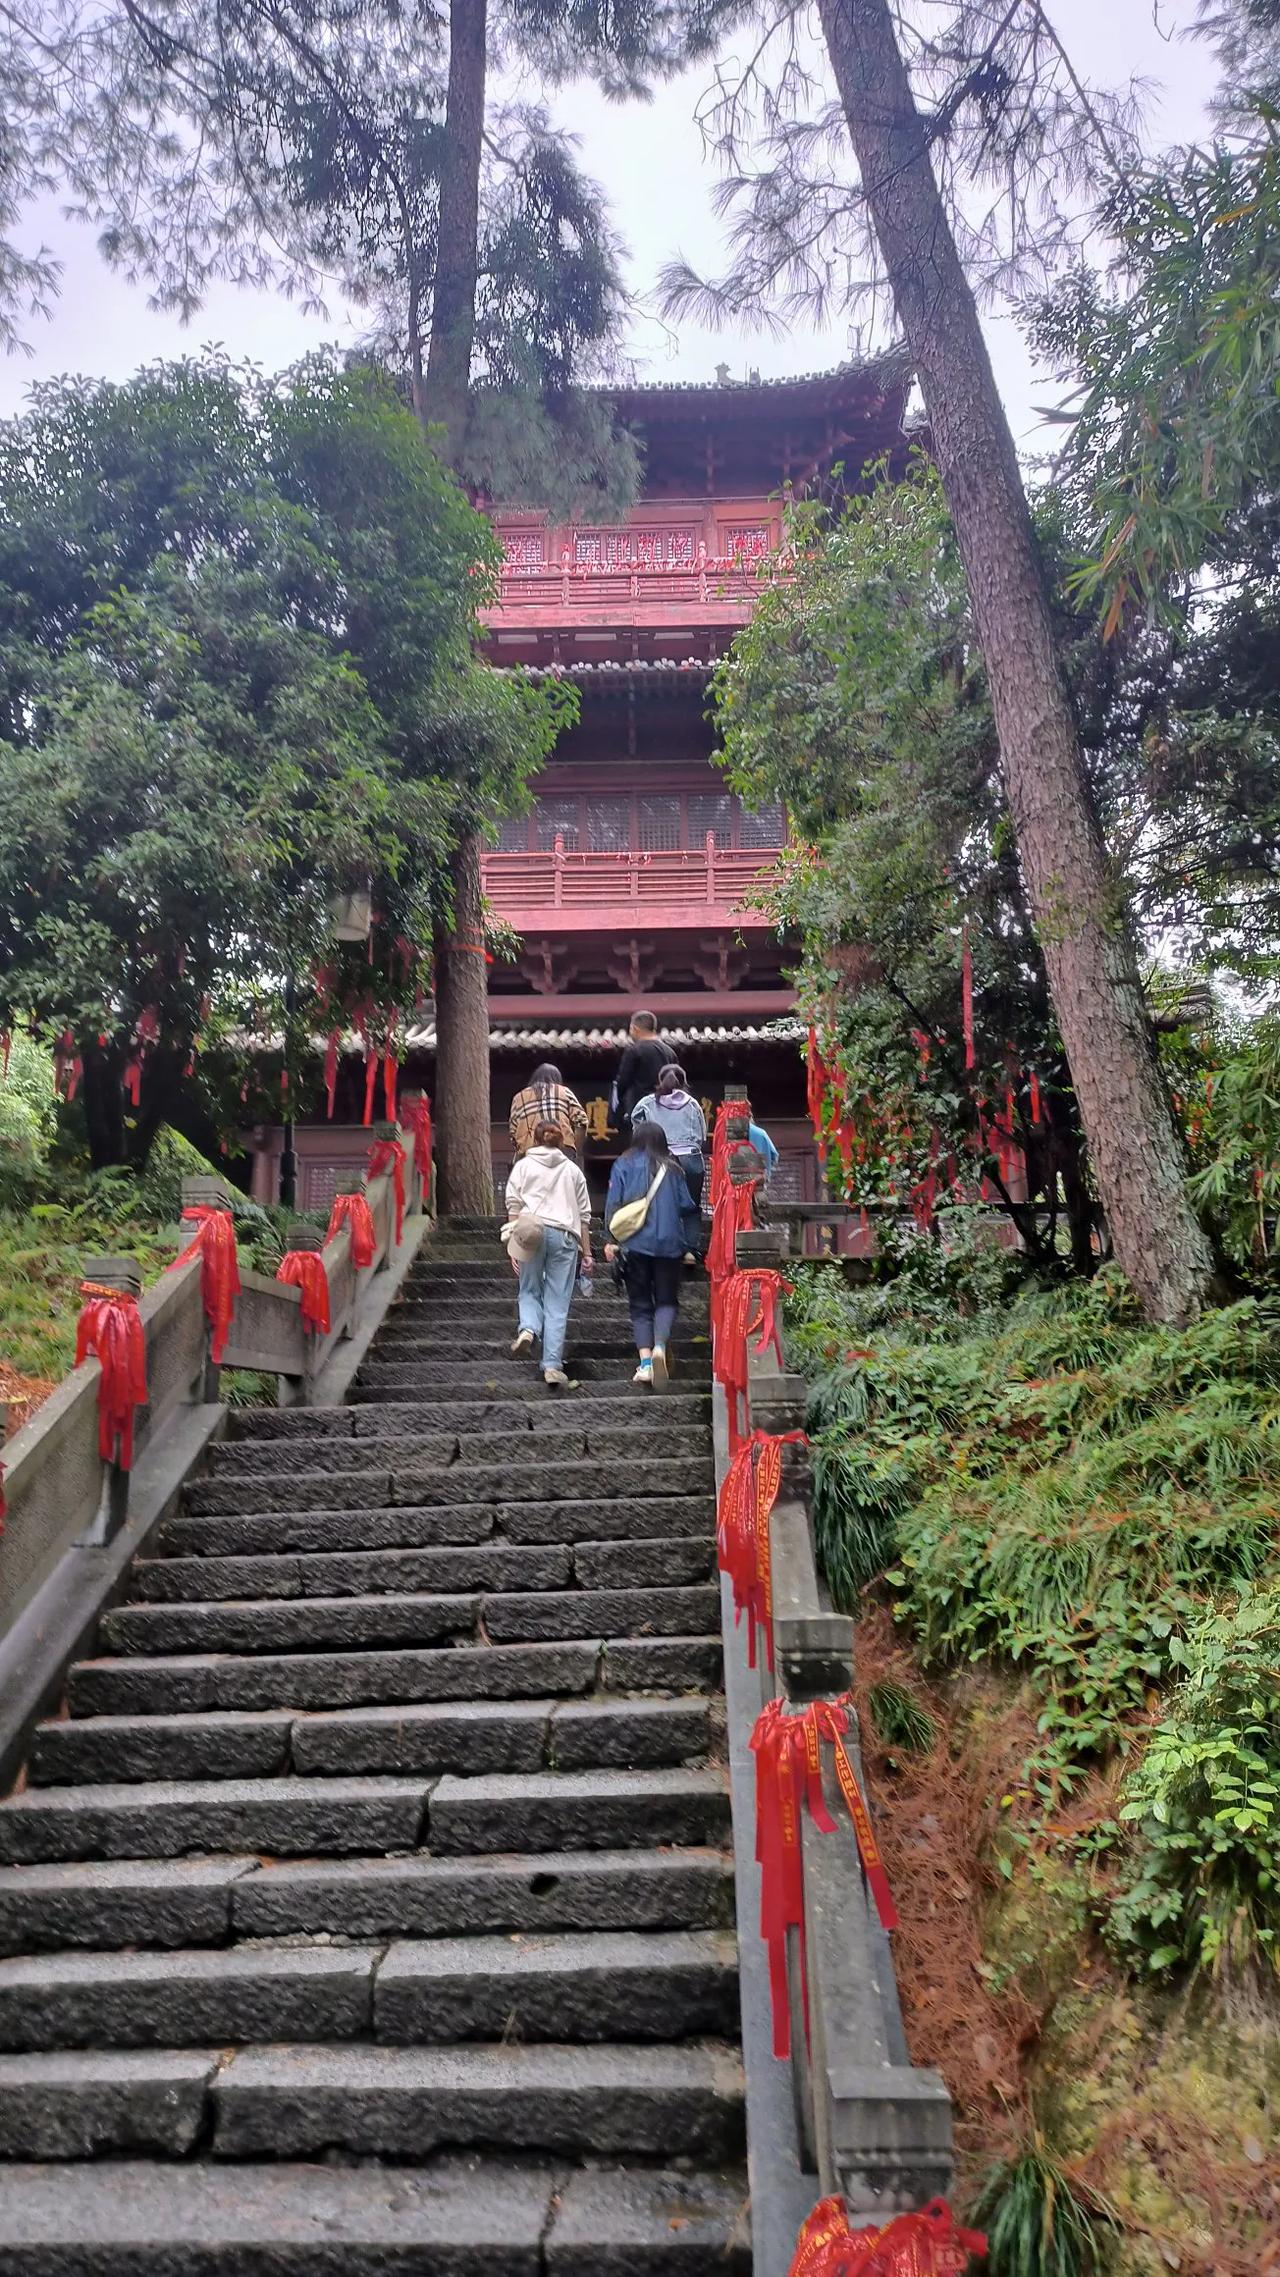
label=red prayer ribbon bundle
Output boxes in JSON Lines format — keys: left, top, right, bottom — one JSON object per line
{"left": 276, "top": 1250, "right": 332, "bottom": 1336}
{"left": 706, "top": 1165, "right": 761, "bottom": 1341}
{"left": 717, "top": 1427, "right": 808, "bottom": 1669}
{"left": 170, "top": 1206, "right": 242, "bottom": 1365}
{"left": 751, "top": 1694, "right": 899, "bottom": 2060}
{"left": 714, "top": 1268, "right": 792, "bottom": 1447}
{"left": 326, "top": 1190, "right": 376, "bottom": 1269}
{"left": 75, "top": 1283, "right": 148, "bottom": 1469}
{"left": 401, "top": 1096, "right": 433, "bottom": 1189}
{"left": 368, "top": 1136, "right": 407, "bottom": 1244}
{"left": 787, "top": 2196, "right": 985, "bottom": 2277}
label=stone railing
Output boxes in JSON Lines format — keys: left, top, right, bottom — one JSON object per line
{"left": 0, "top": 1129, "right": 423, "bottom": 1666}
{"left": 711, "top": 1096, "right": 952, "bottom": 2262}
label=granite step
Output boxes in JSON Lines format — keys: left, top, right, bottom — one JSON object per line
{"left": 183, "top": 1457, "right": 713, "bottom": 1516}
{"left": 0, "top": 1845, "right": 734, "bottom": 1954}
{"left": 0, "top": 1775, "right": 431, "bottom": 1865}
{"left": 66, "top": 1634, "right": 722, "bottom": 1719}
{"left": 353, "top": 1365, "right": 704, "bottom": 1397}
{"left": 156, "top": 1494, "right": 716, "bottom": 1559}
{"left": 207, "top": 2039, "right": 746, "bottom": 2163}
{"left": 208, "top": 1425, "right": 713, "bottom": 1477}
{"left": 0, "top": 1929, "right": 737, "bottom": 2053}
{"left": 132, "top": 1540, "right": 713, "bottom": 1614}
{"left": 0, "top": 2157, "right": 752, "bottom": 2272}
{"left": 98, "top": 1582, "right": 720, "bottom": 1659}
{"left": 427, "top": 1767, "right": 732, "bottom": 1856}
{"left": 30, "top": 1697, "right": 712, "bottom": 1787}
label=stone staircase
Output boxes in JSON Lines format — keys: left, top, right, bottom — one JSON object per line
{"left": 0, "top": 1223, "right": 750, "bottom": 2270}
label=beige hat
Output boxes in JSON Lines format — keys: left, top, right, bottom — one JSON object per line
{"left": 500, "top": 1212, "right": 544, "bottom": 1264}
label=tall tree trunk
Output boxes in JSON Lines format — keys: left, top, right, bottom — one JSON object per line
{"left": 80, "top": 1042, "right": 127, "bottom": 1171}
{"left": 424, "top": 0, "right": 487, "bottom": 465}
{"left": 815, "top": 0, "right": 1217, "bottom": 1324}
{"left": 432, "top": 830, "right": 494, "bottom": 1215}
{"left": 421, "top": 0, "right": 493, "bottom": 1216}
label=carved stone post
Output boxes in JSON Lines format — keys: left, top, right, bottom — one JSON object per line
{"left": 180, "top": 1175, "right": 234, "bottom": 1401}
{"left": 282, "top": 1222, "right": 323, "bottom": 1406}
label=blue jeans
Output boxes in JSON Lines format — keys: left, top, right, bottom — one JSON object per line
{"left": 517, "top": 1225, "right": 579, "bottom": 1372}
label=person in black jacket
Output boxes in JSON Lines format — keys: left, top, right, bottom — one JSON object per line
{"left": 612, "top": 1009, "right": 671, "bottom": 1131}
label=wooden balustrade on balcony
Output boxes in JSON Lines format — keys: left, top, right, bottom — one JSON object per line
{"left": 481, "top": 550, "right": 781, "bottom": 633}
{"left": 480, "top": 833, "right": 780, "bottom": 931}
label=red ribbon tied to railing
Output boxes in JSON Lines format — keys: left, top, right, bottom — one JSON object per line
{"left": 170, "top": 1207, "right": 241, "bottom": 1365}
{"left": 367, "top": 1136, "right": 407, "bottom": 1245}
{"left": 751, "top": 1693, "right": 899, "bottom": 2060}
{"left": 788, "top": 2196, "right": 986, "bottom": 2277}
{"left": 717, "top": 1427, "right": 808, "bottom": 1671}
{"left": 75, "top": 1282, "right": 148, "bottom": 1469}
{"left": 714, "top": 1268, "right": 792, "bottom": 1448}
{"left": 326, "top": 1190, "right": 376, "bottom": 1270}
{"left": 401, "top": 1096, "right": 433, "bottom": 1187}
{"left": 276, "top": 1251, "right": 331, "bottom": 1336}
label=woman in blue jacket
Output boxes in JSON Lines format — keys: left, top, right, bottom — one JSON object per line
{"left": 604, "top": 1123, "right": 700, "bottom": 1388}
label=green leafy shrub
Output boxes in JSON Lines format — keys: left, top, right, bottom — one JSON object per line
{"left": 973, "top": 2142, "right": 1118, "bottom": 2277}
{"left": 1110, "top": 1584, "right": 1280, "bottom": 1977}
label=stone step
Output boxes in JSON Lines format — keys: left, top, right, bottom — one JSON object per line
{"left": 353, "top": 1366, "right": 707, "bottom": 1401}
{"left": 68, "top": 1634, "right": 722, "bottom": 1719}
{"left": 373, "top": 1928, "right": 739, "bottom": 2045}
{"left": 377, "top": 1332, "right": 654, "bottom": 1362}
{"left": 209, "top": 1426, "right": 712, "bottom": 1478}
{"left": 131, "top": 1537, "right": 713, "bottom": 1608}
{"left": 157, "top": 1494, "right": 716, "bottom": 1560}
{"left": 225, "top": 1402, "right": 711, "bottom": 1453}
{"left": 0, "top": 1776, "right": 430, "bottom": 1866}
{"left": 31, "top": 1697, "right": 711, "bottom": 1787}
{"left": 0, "top": 2049, "right": 219, "bottom": 2157}
{"left": 0, "top": 1844, "right": 734, "bottom": 1955}
{"left": 99, "top": 1583, "right": 720, "bottom": 1660}
{"left": 427, "top": 1767, "right": 731, "bottom": 1856}
{"left": 208, "top": 2039, "right": 746, "bottom": 2163}
{"left": 0, "top": 2157, "right": 752, "bottom": 2271}
{"left": 0, "top": 1929, "right": 737, "bottom": 2053}
{"left": 126, "top": 1541, "right": 575, "bottom": 1604}
{"left": 183, "top": 1456, "right": 713, "bottom": 1517}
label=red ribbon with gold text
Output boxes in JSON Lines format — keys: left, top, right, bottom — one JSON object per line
{"left": 368, "top": 1136, "right": 407, "bottom": 1244}
{"left": 75, "top": 1282, "right": 148, "bottom": 1469}
{"left": 276, "top": 1251, "right": 332, "bottom": 1336}
{"left": 714, "top": 1268, "right": 792, "bottom": 1448}
{"left": 717, "top": 1427, "right": 808, "bottom": 1670}
{"left": 751, "top": 1694, "right": 899, "bottom": 2059}
{"left": 788, "top": 2196, "right": 986, "bottom": 2277}
{"left": 326, "top": 1190, "right": 376, "bottom": 1270}
{"left": 169, "top": 1207, "right": 241, "bottom": 1365}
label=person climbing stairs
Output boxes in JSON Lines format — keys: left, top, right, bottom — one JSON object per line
{"left": 0, "top": 1219, "right": 749, "bottom": 2269}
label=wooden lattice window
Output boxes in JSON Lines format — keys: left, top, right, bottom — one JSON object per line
{"left": 535, "top": 796, "right": 580, "bottom": 851}
{"left": 739, "top": 801, "right": 786, "bottom": 849}
{"left": 494, "top": 813, "right": 530, "bottom": 852}
{"left": 638, "top": 795, "right": 681, "bottom": 851}
{"left": 687, "top": 792, "right": 735, "bottom": 849}
{"left": 587, "top": 796, "right": 631, "bottom": 853}
{"left": 725, "top": 525, "right": 770, "bottom": 562}
{"left": 498, "top": 529, "right": 546, "bottom": 568}
{"left": 574, "top": 526, "right": 697, "bottom": 568}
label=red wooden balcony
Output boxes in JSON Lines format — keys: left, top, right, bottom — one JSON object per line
{"left": 481, "top": 834, "right": 780, "bottom": 933}
{"left": 482, "top": 552, "right": 783, "bottom": 637}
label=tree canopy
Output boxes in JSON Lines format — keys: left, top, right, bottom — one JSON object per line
{"left": 0, "top": 354, "right": 569, "bottom": 1165}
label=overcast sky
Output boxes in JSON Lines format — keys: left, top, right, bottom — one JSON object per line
{"left": 0, "top": 1, "right": 1215, "bottom": 449}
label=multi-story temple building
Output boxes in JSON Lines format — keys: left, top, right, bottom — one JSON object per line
{"left": 270, "top": 356, "right": 914, "bottom": 1211}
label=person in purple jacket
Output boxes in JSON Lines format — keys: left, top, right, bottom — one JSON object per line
{"left": 603, "top": 1123, "right": 700, "bottom": 1388}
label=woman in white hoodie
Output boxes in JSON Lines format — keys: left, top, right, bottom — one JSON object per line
{"left": 503, "top": 1121, "right": 594, "bottom": 1388}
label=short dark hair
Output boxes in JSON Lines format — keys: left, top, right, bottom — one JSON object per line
{"left": 631, "top": 1009, "right": 657, "bottom": 1034}
{"left": 656, "top": 1063, "right": 685, "bottom": 1095}
{"left": 530, "top": 1062, "right": 562, "bottom": 1085}
{"left": 532, "top": 1120, "right": 564, "bottom": 1148}
{"left": 630, "top": 1120, "right": 670, "bottom": 1161}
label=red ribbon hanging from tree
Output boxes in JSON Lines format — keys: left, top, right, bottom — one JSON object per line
{"left": 751, "top": 1694, "right": 899, "bottom": 2061}
{"left": 1029, "top": 1071, "right": 1042, "bottom": 1126}
{"left": 169, "top": 1206, "right": 242, "bottom": 1365}
{"left": 326, "top": 1190, "right": 376, "bottom": 1269}
{"left": 324, "top": 1029, "right": 341, "bottom": 1120}
{"left": 787, "top": 2196, "right": 986, "bottom": 2277}
{"left": 960, "top": 924, "right": 975, "bottom": 1071}
{"left": 717, "top": 1427, "right": 808, "bottom": 1670}
{"left": 362, "top": 1046, "right": 378, "bottom": 1127}
{"left": 75, "top": 1282, "right": 148, "bottom": 1469}
{"left": 368, "top": 1135, "right": 407, "bottom": 1244}
{"left": 276, "top": 1250, "right": 331, "bottom": 1336}
{"left": 706, "top": 1161, "right": 761, "bottom": 1341}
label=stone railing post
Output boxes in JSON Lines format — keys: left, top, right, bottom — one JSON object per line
{"left": 281, "top": 1223, "right": 323, "bottom": 1406}
{"left": 78, "top": 1254, "right": 141, "bottom": 1547}
{"left": 180, "top": 1174, "right": 235, "bottom": 1401}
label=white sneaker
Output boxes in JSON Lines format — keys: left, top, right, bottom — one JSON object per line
{"left": 633, "top": 1360, "right": 653, "bottom": 1385}
{"left": 511, "top": 1329, "right": 535, "bottom": 1356}
{"left": 650, "top": 1345, "right": 670, "bottom": 1385}
{"left": 543, "top": 1367, "right": 571, "bottom": 1388}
